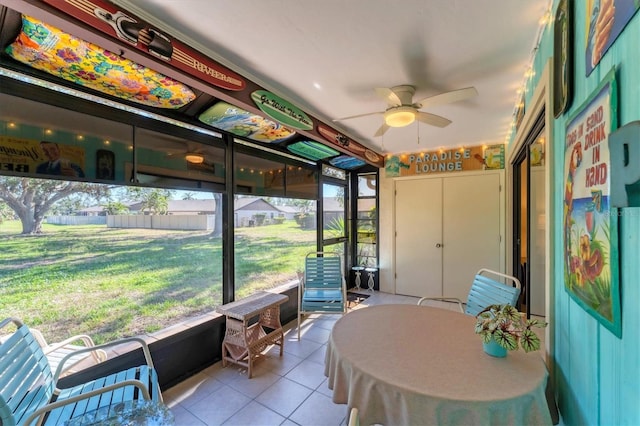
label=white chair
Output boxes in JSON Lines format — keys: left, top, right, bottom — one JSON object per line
{"left": 348, "top": 407, "right": 360, "bottom": 426}
{"left": 30, "top": 328, "right": 107, "bottom": 376}
{"left": 417, "top": 268, "right": 521, "bottom": 316}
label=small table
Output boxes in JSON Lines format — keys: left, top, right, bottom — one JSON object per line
{"left": 364, "top": 267, "right": 377, "bottom": 291}
{"left": 352, "top": 266, "right": 365, "bottom": 290}
{"left": 325, "top": 305, "right": 552, "bottom": 425}
{"left": 217, "top": 291, "right": 289, "bottom": 378}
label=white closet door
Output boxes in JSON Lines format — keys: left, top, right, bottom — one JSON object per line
{"left": 442, "top": 173, "right": 501, "bottom": 301}
{"left": 395, "top": 178, "right": 442, "bottom": 297}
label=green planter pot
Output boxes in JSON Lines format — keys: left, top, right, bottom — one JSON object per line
{"left": 483, "top": 339, "right": 507, "bottom": 357}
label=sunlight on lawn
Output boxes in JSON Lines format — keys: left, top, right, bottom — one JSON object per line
{"left": 0, "top": 220, "right": 314, "bottom": 343}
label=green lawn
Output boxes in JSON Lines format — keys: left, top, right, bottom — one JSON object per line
{"left": 0, "top": 220, "right": 314, "bottom": 343}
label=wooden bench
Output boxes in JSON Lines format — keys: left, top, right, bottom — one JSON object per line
{"left": 0, "top": 317, "right": 162, "bottom": 425}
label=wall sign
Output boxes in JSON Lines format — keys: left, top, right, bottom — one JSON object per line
{"left": 384, "top": 145, "right": 504, "bottom": 178}
{"left": 585, "top": 0, "right": 640, "bottom": 76}
{"left": 563, "top": 67, "right": 621, "bottom": 337}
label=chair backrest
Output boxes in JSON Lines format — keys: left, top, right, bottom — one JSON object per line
{"left": 464, "top": 269, "right": 521, "bottom": 316}
{"left": 304, "top": 252, "right": 343, "bottom": 290}
{"left": 0, "top": 318, "right": 55, "bottom": 426}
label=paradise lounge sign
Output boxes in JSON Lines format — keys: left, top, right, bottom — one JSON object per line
{"left": 384, "top": 144, "right": 504, "bottom": 178}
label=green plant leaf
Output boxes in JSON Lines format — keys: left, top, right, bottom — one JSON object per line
{"left": 520, "top": 329, "right": 541, "bottom": 352}
{"left": 495, "top": 329, "right": 518, "bottom": 350}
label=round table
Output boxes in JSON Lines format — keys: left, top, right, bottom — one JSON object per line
{"left": 324, "top": 304, "right": 552, "bottom": 426}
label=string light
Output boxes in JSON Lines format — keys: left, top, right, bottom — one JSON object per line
{"left": 507, "top": 1, "right": 553, "bottom": 140}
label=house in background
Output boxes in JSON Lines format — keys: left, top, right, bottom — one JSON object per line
{"left": 234, "top": 197, "right": 283, "bottom": 227}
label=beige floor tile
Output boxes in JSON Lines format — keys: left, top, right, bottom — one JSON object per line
{"left": 284, "top": 359, "right": 328, "bottom": 390}
{"left": 221, "top": 401, "right": 285, "bottom": 426}
{"left": 255, "top": 377, "right": 314, "bottom": 417}
{"left": 288, "top": 392, "right": 348, "bottom": 426}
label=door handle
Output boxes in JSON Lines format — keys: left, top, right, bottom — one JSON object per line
{"left": 436, "top": 243, "right": 443, "bottom": 248}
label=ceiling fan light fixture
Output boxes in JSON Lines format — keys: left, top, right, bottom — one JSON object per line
{"left": 384, "top": 107, "right": 416, "bottom": 127}
{"left": 185, "top": 153, "right": 205, "bottom": 164}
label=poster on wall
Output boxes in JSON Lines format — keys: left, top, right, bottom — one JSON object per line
{"left": 0, "top": 136, "right": 85, "bottom": 178}
{"left": 585, "top": 0, "right": 640, "bottom": 76}
{"left": 563, "top": 68, "right": 621, "bottom": 337}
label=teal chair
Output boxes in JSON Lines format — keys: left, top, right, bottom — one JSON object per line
{"left": 298, "top": 252, "right": 347, "bottom": 340}
{"left": 417, "top": 268, "right": 521, "bottom": 316}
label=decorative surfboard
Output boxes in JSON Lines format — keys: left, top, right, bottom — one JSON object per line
{"left": 287, "top": 141, "right": 339, "bottom": 161}
{"left": 329, "top": 155, "right": 366, "bottom": 170}
{"left": 317, "top": 124, "right": 383, "bottom": 167}
{"left": 198, "top": 101, "right": 296, "bottom": 143}
{"left": 42, "top": 0, "right": 246, "bottom": 91}
{"left": 251, "top": 90, "right": 314, "bottom": 131}
{"left": 5, "top": 15, "right": 196, "bottom": 109}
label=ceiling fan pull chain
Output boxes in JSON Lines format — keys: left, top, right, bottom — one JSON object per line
{"left": 417, "top": 122, "right": 420, "bottom": 145}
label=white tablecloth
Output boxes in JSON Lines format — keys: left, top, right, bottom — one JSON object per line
{"left": 324, "top": 304, "right": 552, "bottom": 426}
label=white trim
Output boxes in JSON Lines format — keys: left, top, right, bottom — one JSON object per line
{"left": 506, "top": 58, "right": 554, "bottom": 369}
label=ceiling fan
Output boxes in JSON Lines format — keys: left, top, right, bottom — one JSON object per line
{"left": 333, "top": 85, "right": 478, "bottom": 137}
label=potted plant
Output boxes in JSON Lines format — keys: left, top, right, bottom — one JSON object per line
{"left": 474, "top": 304, "right": 547, "bottom": 357}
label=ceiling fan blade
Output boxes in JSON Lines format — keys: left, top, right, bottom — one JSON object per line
{"left": 374, "top": 123, "right": 390, "bottom": 137}
{"left": 416, "top": 111, "right": 452, "bottom": 128}
{"left": 333, "top": 111, "right": 383, "bottom": 122}
{"left": 416, "top": 86, "right": 478, "bottom": 108}
{"left": 375, "top": 87, "right": 402, "bottom": 107}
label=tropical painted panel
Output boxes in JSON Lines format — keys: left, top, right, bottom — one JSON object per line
{"left": 5, "top": 15, "right": 195, "bottom": 108}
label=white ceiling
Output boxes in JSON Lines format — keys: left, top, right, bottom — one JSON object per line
{"left": 115, "top": 0, "right": 551, "bottom": 155}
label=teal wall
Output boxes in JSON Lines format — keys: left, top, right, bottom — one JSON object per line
{"left": 514, "top": 1, "right": 640, "bottom": 424}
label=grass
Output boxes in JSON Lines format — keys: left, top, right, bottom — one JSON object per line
{"left": 0, "top": 220, "right": 315, "bottom": 343}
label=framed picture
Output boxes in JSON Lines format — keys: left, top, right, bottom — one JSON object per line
{"left": 553, "top": 0, "right": 573, "bottom": 117}
{"left": 96, "top": 149, "right": 115, "bottom": 180}
{"left": 585, "top": 0, "right": 640, "bottom": 76}
{"left": 563, "top": 67, "right": 621, "bottom": 337}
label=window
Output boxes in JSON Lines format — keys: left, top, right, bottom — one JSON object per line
{"left": 355, "top": 173, "right": 378, "bottom": 267}
{"left": 0, "top": 94, "right": 225, "bottom": 343}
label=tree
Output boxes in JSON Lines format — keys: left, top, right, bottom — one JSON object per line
{"left": 0, "top": 177, "right": 109, "bottom": 234}
{"left": 125, "top": 187, "right": 173, "bottom": 215}
{"left": 0, "top": 201, "right": 15, "bottom": 222}
{"left": 103, "top": 201, "right": 129, "bottom": 215}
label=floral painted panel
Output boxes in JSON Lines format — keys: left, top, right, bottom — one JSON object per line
{"left": 5, "top": 15, "right": 195, "bottom": 109}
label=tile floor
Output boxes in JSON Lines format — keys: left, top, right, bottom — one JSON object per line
{"left": 162, "top": 292, "right": 546, "bottom": 425}
{"left": 162, "top": 291, "right": 424, "bottom": 426}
